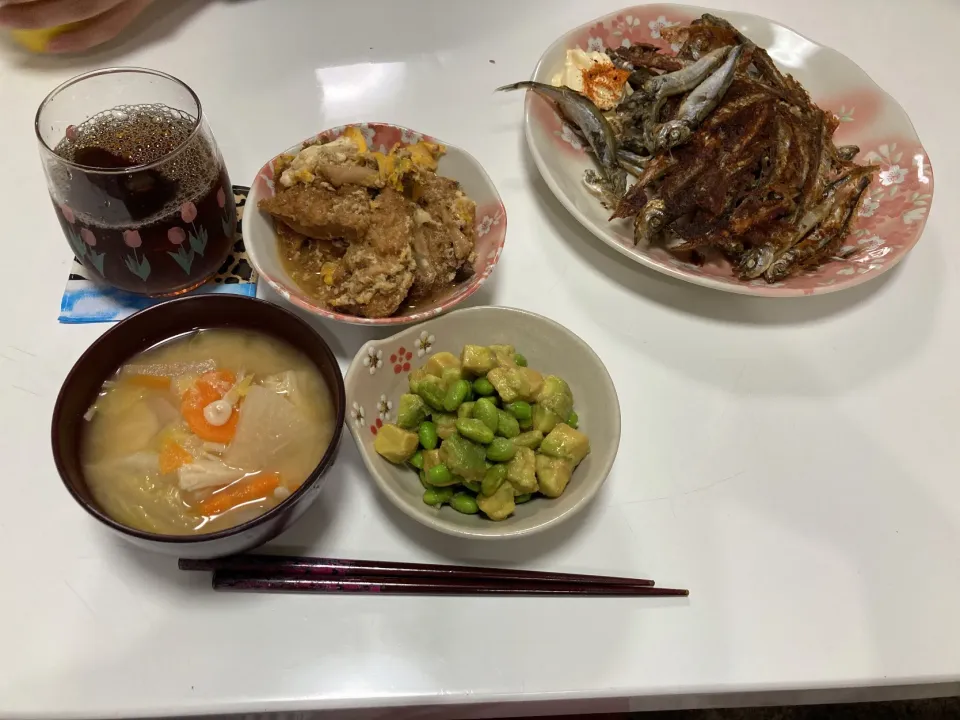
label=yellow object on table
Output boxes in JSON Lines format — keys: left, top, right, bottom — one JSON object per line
{"left": 11, "top": 24, "right": 79, "bottom": 53}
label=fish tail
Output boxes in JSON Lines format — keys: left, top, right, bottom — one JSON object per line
{"left": 495, "top": 81, "right": 535, "bottom": 93}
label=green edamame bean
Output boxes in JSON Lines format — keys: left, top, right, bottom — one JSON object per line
{"left": 496, "top": 410, "right": 520, "bottom": 438}
{"left": 505, "top": 401, "right": 532, "bottom": 421}
{"left": 423, "top": 487, "right": 454, "bottom": 507}
{"left": 486, "top": 437, "right": 517, "bottom": 462}
{"left": 567, "top": 411, "right": 579, "bottom": 429}
{"left": 455, "top": 418, "right": 495, "bottom": 444}
{"left": 481, "top": 464, "right": 507, "bottom": 496}
{"left": 518, "top": 416, "right": 533, "bottom": 431}
{"left": 418, "top": 421, "right": 439, "bottom": 450}
{"left": 443, "top": 379, "right": 471, "bottom": 412}
{"left": 472, "top": 377, "right": 495, "bottom": 396}
{"left": 457, "top": 401, "right": 475, "bottom": 419}
{"left": 515, "top": 493, "right": 533, "bottom": 503}
{"left": 426, "top": 463, "right": 454, "bottom": 486}
{"left": 450, "top": 492, "right": 480, "bottom": 514}
{"left": 473, "top": 398, "right": 500, "bottom": 432}
{"left": 409, "top": 450, "right": 424, "bottom": 469}
{"left": 514, "top": 353, "right": 528, "bottom": 367}
{"left": 462, "top": 479, "right": 482, "bottom": 494}
{"left": 419, "top": 471, "right": 431, "bottom": 490}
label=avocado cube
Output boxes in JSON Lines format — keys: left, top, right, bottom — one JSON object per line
{"left": 535, "top": 454, "right": 574, "bottom": 498}
{"left": 489, "top": 344, "right": 516, "bottom": 368}
{"left": 397, "top": 393, "right": 429, "bottom": 429}
{"left": 439, "top": 434, "right": 487, "bottom": 481}
{"left": 476, "top": 480, "right": 516, "bottom": 521}
{"left": 415, "top": 374, "right": 447, "bottom": 410}
{"left": 487, "top": 367, "right": 544, "bottom": 404}
{"left": 434, "top": 413, "right": 458, "bottom": 440}
{"left": 421, "top": 449, "right": 442, "bottom": 471}
{"left": 374, "top": 424, "right": 419, "bottom": 464}
{"left": 506, "top": 446, "right": 538, "bottom": 494}
{"left": 486, "top": 367, "right": 518, "bottom": 403}
{"left": 540, "top": 424, "right": 591, "bottom": 466}
{"left": 424, "top": 351, "right": 460, "bottom": 377}
{"left": 510, "top": 367, "right": 543, "bottom": 401}
{"left": 441, "top": 366, "right": 464, "bottom": 387}
{"left": 532, "top": 404, "right": 561, "bottom": 434}
{"left": 514, "top": 430, "right": 544, "bottom": 450}
{"left": 460, "top": 345, "right": 496, "bottom": 375}
{"left": 536, "top": 376, "right": 573, "bottom": 421}
{"left": 408, "top": 367, "right": 429, "bottom": 394}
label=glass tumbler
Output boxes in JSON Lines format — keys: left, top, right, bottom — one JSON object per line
{"left": 36, "top": 68, "right": 236, "bottom": 296}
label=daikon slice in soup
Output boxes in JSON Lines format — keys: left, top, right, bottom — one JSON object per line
{"left": 81, "top": 329, "right": 335, "bottom": 534}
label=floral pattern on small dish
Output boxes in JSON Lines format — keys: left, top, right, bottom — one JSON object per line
{"left": 524, "top": 4, "right": 934, "bottom": 297}
{"left": 248, "top": 123, "right": 507, "bottom": 325}
{"left": 390, "top": 346, "right": 414, "bottom": 375}
{"left": 351, "top": 402, "right": 366, "bottom": 427}
{"left": 416, "top": 331, "right": 435, "bottom": 357}
{"left": 362, "top": 348, "right": 383, "bottom": 374}
{"left": 377, "top": 394, "right": 393, "bottom": 422}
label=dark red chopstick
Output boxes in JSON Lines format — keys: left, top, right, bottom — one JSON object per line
{"left": 212, "top": 572, "right": 689, "bottom": 597}
{"left": 180, "top": 554, "right": 655, "bottom": 588}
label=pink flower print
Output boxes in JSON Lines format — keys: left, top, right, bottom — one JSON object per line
{"left": 123, "top": 229, "right": 142, "bottom": 248}
{"left": 879, "top": 165, "right": 907, "bottom": 186}
{"left": 168, "top": 227, "right": 187, "bottom": 245}
{"left": 217, "top": 187, "right": 226, "bottom": 208}
{"left": 80, "top": 228, "right": 97, "bottom": 247}
{"left": 180, "top": 202, "right": 198, "bottom": 223}
{"left": 60, "top": 204, "right": 75, "bottom": 224}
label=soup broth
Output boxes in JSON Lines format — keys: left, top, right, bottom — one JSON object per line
{"left": 81, "top": 329, "right": 335, "bottom": 535}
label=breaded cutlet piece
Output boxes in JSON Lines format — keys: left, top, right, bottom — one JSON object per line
{"left": 328, "top": 188, "right": 417, "bottom": 318}
{"left": 407, "top": 171, "right": 477, "bottom": 302}
{"left": 258, "top": 183, "right": 371, "bottom": 241}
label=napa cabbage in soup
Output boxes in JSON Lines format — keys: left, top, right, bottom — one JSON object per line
{"left": 81, "top": 329, "right": 335, "bottom": 534}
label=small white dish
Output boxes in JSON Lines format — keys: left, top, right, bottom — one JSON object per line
{"left": 344, "top": 306, "right": 621, "bottom": 539}
{"left": 245, "top": 123, "right": 507, "bottom": 325}
{"left": 520, "top": 4, "right": 933, "bottom": 297}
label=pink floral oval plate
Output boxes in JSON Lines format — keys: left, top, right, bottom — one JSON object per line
{"left": 246, "top": 123, "right": 506, "bottom": 324}
{"left": 521, "top": 4, "right": 933, "bottom": 296}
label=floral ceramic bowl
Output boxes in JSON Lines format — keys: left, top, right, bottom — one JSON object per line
{"left": 345, "top": 306, "right": 621, "bottom": 539}
{"left": 245, "top": 123, "right": 507, "bottom": 325}
{"left": 520, "top": 4, "right": 933, "bottom": 296}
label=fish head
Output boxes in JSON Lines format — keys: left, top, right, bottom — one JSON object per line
{"left": 737, "top": 245, "right": 776, "bottom": 280}
{"left": 655, "top": 121, "right": 691, "bottom": 152}
{"left": 632, "top": 198, "right": 665, "bottom": 245}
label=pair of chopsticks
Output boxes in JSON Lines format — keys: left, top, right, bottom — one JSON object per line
{"left": 179, "top": 555, "right": 689, "bottom": 597}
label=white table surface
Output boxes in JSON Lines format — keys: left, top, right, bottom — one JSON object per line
{"left": 2, "top": 0, "right": 959, "bottom": 718}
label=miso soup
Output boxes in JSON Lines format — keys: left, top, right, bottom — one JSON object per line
{"left": 81, "top": 329, "right": 335, "bottom": 535}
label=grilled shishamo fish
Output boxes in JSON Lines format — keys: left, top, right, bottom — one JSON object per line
{"left": 497, "top": 81, "right": 627, "bottom": 206}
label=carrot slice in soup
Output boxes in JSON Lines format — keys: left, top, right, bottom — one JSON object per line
{"left": 199, "top": 473, "right": 281, "bottom": 517}
{"left": 159, "top": 438, "right": 193, "bottom": 474}
{"left": 181, "top": 370, "right": 239, "bottom": 444}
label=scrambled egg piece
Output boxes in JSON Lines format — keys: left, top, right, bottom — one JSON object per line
{"left": 278, "top": 132, "right": 445, "bottom": 192}
{"left": 371, "top": 141, "right": 446, "bottom": 191}
{"left": 320, "top": 262, "right": 338, "bottom": 286}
